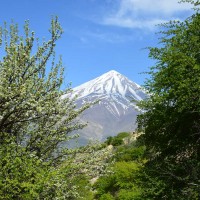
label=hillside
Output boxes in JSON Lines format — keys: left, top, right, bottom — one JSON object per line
{"left": 63, "top": 70, "right": 147, "bottom": 146}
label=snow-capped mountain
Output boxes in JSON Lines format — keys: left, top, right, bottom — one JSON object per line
{"left": 73, "top": 70, "right": 144, "bottom": 101}
{"left": 64, "top": 70, "right": 147, "bottom": 146}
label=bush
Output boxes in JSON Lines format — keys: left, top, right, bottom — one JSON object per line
{"left": 106, "top": 132, "right": 130, "bottom": 146}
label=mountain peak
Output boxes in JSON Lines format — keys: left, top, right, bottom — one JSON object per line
{"left": 67, "top": 70, "right": 147, "bottom": 145}
{"left": 104, "top": 70, "right": 120, "bottom": 75}
{"left": 99, "top": 70, "right": 122, "bottom": 79}
{"left": 70, "top": 70, "right": 145, "bottom": 102}
{"left": 63, "top": 70, "right": 147, "bottom": 145}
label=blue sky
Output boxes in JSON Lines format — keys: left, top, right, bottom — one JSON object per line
{"left": 0, "top": 0, "right": 194, "bottom": 88}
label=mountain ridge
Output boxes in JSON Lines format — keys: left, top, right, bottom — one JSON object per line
{"left": 72, "top": 70, "right": 144, "bottom": 99}
{"left": 64, "top": 70, "right": 147, "bottom": 146}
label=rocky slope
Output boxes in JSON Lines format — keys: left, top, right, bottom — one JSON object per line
{"left": 63, "top": 70, "right": 147, "bottom": 146}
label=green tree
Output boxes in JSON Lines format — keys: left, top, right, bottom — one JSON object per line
{"left": 106, "top": 132, "right": 130, "bottom": 146}
{"left": 95, "top": 161, "right": 144, "bottom": 200}
{"left": 137, "top": 1, "right": 200, "bottom": 198}
{"left": 94, "top": 138, "right": 146, "bottom": 200}
{"left": 0, "top": 18, "right": 90, "bottom": 199}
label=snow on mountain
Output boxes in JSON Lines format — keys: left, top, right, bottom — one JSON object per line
{"left": 64, "top": 70, "right": 147, "bottom": 146}
{"left": 72, "top": 70, "right": 144, "bottom": 100}
{"left": 65, "top": 70, "right": 146, "bottom": 118}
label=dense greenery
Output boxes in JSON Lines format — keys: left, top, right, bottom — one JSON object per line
{"left": 0, "top": 18, "right": 92, "bottom": 199}
{"left": 95, "top": 1, "right": 200, "bottom": 199}
{"left": 137, "top": 0, "right": 200, "bottom": 199}
{"left": 94, "top": 132, "right": 146, "bottom": 200}
{"left": 1, "top": 1, "right": 200, "bottom": 199}
{"left": 106, "top": 132, "right": 130, "bottom": 146}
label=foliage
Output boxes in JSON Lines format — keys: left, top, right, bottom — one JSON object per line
{"left": 72, "top": 141, "right": 114, "bottom": 181}
{"left": 95, "top": 161, "right": 144, "bottom": 199}
{"left": 0, "top": 144, "right": 46, "bottom": 199}
{"left": 99, "top": 193, "right": 114, "bottom": 200}
{"left": 94, "top": 138, "right": 146, "bottom": 200}
{"left": 115, "top": 144, "right": 146, "bottom": 162}
{"left": 106, "top": 132, "right": 130, "bottom": 146}
{"left": 137, "top": 0, "right": 200, "bottom": 198}
{"left": 0, "top": 18, "right": 91, "bottom": 199}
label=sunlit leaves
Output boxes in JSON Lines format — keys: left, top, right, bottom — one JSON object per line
{"left": 137, "top": 1, "right": 200, "bottom": 198}
{"left": 0, "top": 18, "right": 90, "bottom": 199}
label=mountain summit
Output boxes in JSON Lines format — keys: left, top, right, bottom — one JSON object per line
{"left": 66, "top": 70, "right": 147, "bottom": 145}
{"left": 73, "top": 70, "right": 144, "bottom": 101}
